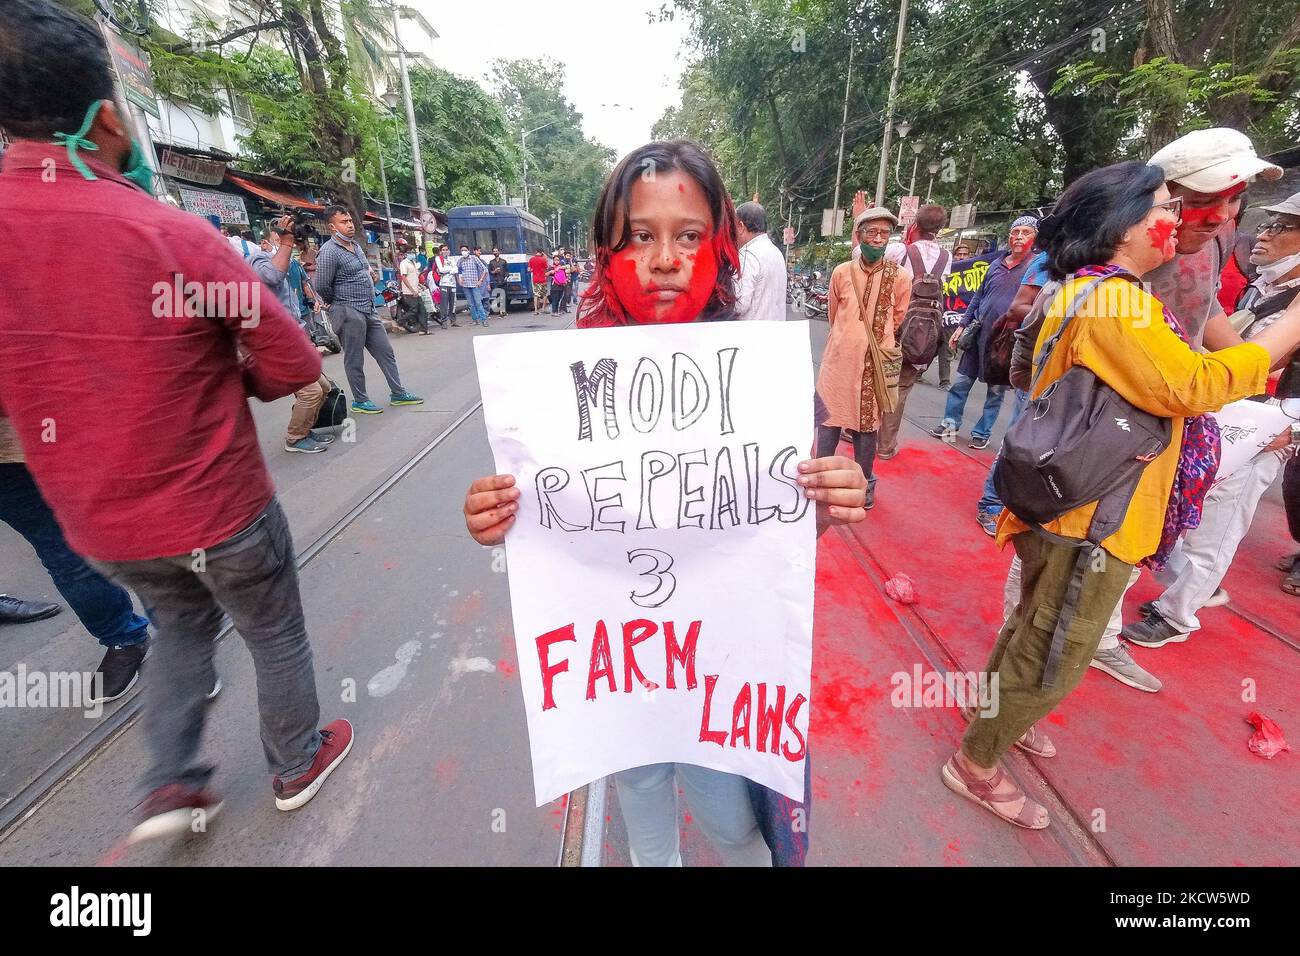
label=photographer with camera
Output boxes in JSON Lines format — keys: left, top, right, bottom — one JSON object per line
{"left": 231, "top": 215, "right": 336, "bottom": 454}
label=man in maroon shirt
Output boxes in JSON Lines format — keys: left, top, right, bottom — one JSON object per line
{"left": 0, "top": 0, "right": 353, "bottom": 842}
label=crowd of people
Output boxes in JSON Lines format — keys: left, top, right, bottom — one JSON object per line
{"left": 2, "top": 0, "right": 1298, "bottom": 864}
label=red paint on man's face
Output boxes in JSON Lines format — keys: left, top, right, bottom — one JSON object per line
{"left": 1147, "top": 218, "right": 1177, "bottom": 260}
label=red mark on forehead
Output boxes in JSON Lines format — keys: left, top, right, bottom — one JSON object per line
{"left": 678, "top": 183, "right": 685, "bottom": 192}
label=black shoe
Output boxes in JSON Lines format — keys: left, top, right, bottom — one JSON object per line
{"left": 939, "top": 381, "right": 952, "bottom": 390}
{"left": 1122, "top": 609, "right": 1189, "bottom": 648}
{"left": 308, "top": 431, "right": 336, "bottom": 445}
{"left": 968, "top": 435, "right": 991, "bottom": 450}
{"left": 865, "top": 484, "right": 876, "bottom": 510}
{"left": 90, "top": 640, "right": 149, "bottom": 704}
{"left": 0, "top": 594, "right": 62, "bottom": 624}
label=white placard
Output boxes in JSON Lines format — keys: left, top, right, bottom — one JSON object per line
{"left": 475, "top": 321, "right": 817, "bottom": 806}
{"left": 1210, "top": 398, "right": 1298, "bottom": 485}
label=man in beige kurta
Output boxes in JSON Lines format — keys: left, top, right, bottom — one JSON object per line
{"left": 814, "top": 207, "right": 912, "bottom": 508}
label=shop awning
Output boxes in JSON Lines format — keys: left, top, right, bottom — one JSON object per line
{"left": 225, "top": 173, "right": 324, "bottom": 211}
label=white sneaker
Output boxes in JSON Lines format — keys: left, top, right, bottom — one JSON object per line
{"left": 1090, "top": 643, "right": 1162, "bottom": 693}
{"left": 1203, "top": 588, "right": 1230, "bottom": 609}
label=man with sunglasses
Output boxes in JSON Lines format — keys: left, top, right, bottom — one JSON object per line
{"left": 1122, "top": 190, "right": 1300, "bottom": 652}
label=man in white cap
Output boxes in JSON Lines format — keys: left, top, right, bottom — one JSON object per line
{"left": 1086, "top": 130, "right": 1285, "bottom": 690}
{"left": 1124, "top": 190, "right": 1300, "bottom": 649}
{"left": 1144, "top": 128, "right": 1284, "bottom": 347}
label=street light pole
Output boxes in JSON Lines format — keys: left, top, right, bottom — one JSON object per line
{"left": 390, "top": 1, "right": 428, "bottom": 216}
{"left": 874, "top": 0, "right": 910, "bottom": 207}
{"left": 830, "top": 40, "right": 854, "bottom": 235}
{"left": 521, "top": 121, "right": 557, "bottom": 213}
{"left": 374, "top": 133, "right": 398, "bottom": 274}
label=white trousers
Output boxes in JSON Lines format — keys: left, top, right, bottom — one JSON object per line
{"left": 1152, "top": 451, "right": 1286, "bottom": 633}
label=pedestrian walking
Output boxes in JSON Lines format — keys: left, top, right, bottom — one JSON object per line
{"left": 0, "top": 0, "right": 355, "bottom": 842}
{"left": 1, "top": 418, "right": 152, "bottom": 703}
{"left": 528, "top": 246, "right": 549, "bottom": 314}
{"left": 463, "top": 139, "right": 869, "bottom": 867}
{"left": 932, "top": 217, "right": 1038, "bottom": 449}
{"left": 815, "top": 207, "right": 913, "bottom": 510}
{"left": 877, "top": 203, "right": 952, "bottom": 458}
{"left": 314, "top": 205, "right": 424, "bottom": 414}
{"left": 733, "top": 201, "right": 789, "bottom": 322}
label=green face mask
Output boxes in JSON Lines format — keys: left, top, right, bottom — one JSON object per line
{"left": 860, "top": 241, "right": 885, "bottom": 262}
{"left": 53, "top": 99, "right": 155, "bottom": 194}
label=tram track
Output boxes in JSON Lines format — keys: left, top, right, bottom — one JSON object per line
{"left": 0, "top": 314, "right": 609, "bottom": 864}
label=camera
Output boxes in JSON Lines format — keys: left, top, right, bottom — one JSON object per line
{"left": 273, "top": 209, "right": 318, "bottom": 243}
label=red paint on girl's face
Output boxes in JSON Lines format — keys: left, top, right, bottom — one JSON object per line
{"left": 608, "top": 236, "right": 718, "bottom": 324}
{"left": 1147, "top": 218, "right": 1177, "bottom": 260}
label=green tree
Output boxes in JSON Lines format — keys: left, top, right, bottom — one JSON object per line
{"left": 489, "top": 57, "right": 616, "bottom": 247}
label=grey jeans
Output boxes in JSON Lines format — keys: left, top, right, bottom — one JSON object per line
{"left": 614, "top": 763, "right": 772, "bottom": 867}
{"left": 91, "top": 497, "right": 321, "bottom": 795}
{"left": 331, "top": 302, "right": 404, "bottom": 404}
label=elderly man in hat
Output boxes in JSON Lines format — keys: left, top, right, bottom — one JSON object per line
{"left": 933, "top": 215, "right": 1038, "bottom": 449}
{"left": 814, "top": 207, "right": 912, "bottom": 509}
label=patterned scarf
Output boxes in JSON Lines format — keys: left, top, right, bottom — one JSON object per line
{"left": 1074, "top": 264, "right": 1221, "bottom": 570}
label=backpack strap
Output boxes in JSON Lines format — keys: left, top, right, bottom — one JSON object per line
{"left": 1027, "top": 276, "right": 1110, "bottom": 394}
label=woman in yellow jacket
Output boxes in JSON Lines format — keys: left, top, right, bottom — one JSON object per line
{"left": 943, "top": 161, "right": 1300, "bottom": 829}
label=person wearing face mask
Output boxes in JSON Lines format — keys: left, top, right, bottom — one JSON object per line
{"left": 0, "top": 0, "right": 357, "bottom": 840}
{"left": 464, "top": 139, "right": 869, "bottom": 867}
{"left": 457, "top": 244, "right": 491, "bottom": 326}
{"left": 432, "top": 243, "right": 459, "bottom": 328}
{"left": 816, "top": 208, "right": 913, "bottom": 510}
{"left": 397, "top": 241, "right": 432, "bottom": 334}
{"left": 943, "top": 162, "right": 1300, "bottom": 831}
{"left": 1121, "top": 193, "right": 1300, "bottom": 643}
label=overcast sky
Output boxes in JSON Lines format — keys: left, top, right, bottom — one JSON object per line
{"left": 407, "top": 0, "right": 691, "bottom": 160}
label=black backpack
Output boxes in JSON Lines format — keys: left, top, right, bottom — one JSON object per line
{"left": 897, "top": 245, "right": 950, "bottom": 367}
{"left": 313, "top": 378, "right": 349, "bottom": 429}
{"left": 993, "top": 276, "right": 1171, "bottom": 544}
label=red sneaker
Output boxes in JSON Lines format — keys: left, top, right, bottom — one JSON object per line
{"left": 130, "top": 784, "right": 224, "bottom": 844}
{"left": 273, "top": 718, "right": 354, "bottom": 811}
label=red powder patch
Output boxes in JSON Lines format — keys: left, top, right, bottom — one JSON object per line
{"left": 1147, "top": 218, "right": 1176, "bottom": 256}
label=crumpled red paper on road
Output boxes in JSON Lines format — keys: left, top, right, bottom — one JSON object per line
{"left": 884, "top": 572, "right": 917, "bottom": 605}
{"left": 1245, "top": 712, "right": 1290, "bottom": 759}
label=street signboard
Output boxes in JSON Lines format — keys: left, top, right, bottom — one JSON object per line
{"left": 950, "top": 203, "right": 976, "bottom": 230}
{"left": 898, "top": 195, "right": 920, "bottom": 225}
{"left": 820, "top": 208, "right": 845, "bottom": 237}
{"left": 420, "top": 210, "right": 439, "bottom": 235}
{"left": 783, "top": 225, "right": 795, "bottom": 245}
{"left": 102, "top": 22, "right": 160, "bottom": 119}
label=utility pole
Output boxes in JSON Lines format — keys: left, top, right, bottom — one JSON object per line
{"left": 874, "top": 0, "right": 910, "bottom": 207}
{"left": 830, "top": 40, "right": 854, "bottom": 234}
{"left": 375, "top": 133, "right": 398, "bottom": 274}
{"left": 390, "top": 1, "right": 428, "bottom": 216}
